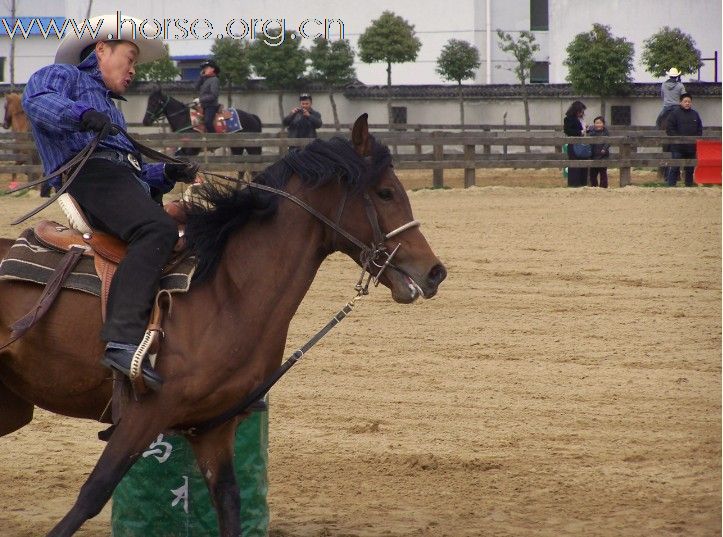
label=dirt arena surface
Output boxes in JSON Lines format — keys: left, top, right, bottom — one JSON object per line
{"left": 0, "top": 175, "right": 720, "bottom": 537}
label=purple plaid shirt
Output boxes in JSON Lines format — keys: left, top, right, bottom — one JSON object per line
{"left": 22, "top": 52, "right": 169, "bottom": 191}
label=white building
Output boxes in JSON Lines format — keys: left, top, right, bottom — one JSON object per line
{"left": 0, "top": 0, "right": 720, "bottom": 85}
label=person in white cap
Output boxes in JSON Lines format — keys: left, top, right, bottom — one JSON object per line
{"left": 22, "top": 14, "right": 199, "bottom": 390}
{"left": 656, "top": 67, "right": 686, "bottom": 129}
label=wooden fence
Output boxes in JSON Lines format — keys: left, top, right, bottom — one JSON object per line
{"left": 0, "top": 129, "right": 720, "bottom": 188}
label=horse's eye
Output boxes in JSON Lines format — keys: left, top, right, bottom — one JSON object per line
{"left": 377, "top": 188, "right": 393, "bottom": 201}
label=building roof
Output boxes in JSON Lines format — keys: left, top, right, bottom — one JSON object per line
{"left": 2, "top": 80, "right": 720, "bottom": 100}
{"left": 171, "top": 55, "right": 208, "bottom": 62}
{"left": 341, "top": 82, "right": 723, "bottom": 100}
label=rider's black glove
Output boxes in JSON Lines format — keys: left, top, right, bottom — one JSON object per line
{"left": 164, "top": 160, "right": 199, "bottom": 183}
{"left": 79, "top": 109, "right": 116, "bottom": 137}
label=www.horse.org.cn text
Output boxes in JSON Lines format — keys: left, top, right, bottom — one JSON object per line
{"left": 0, "top": 11, "right": 346, "bottom": 46}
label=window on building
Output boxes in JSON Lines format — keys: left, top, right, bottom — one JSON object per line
{"left": 529, "top": 61, "right": 549, "bottom": 83}
{"left": 611, "top": 106, "right": 631, "bottom": 126}
{"left": 0, "top": 57, "right": 5, "bottom": 82}
{"left": 391, "top": 106, "right": 407, "bottom": 128}
{"left": 530, "top": 0, "right": 548, "bottom": 31}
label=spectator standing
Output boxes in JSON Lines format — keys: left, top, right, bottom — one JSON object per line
{"left": 587, "top": 116, "right": 610, "bottom": 188}
{"left": 282, "top": 93, "right": 322, "bottom": 142}
{"left": 665, "top": 93, "right": 703, "bottom": 187}
{"left": 563, "top": 100, "right": 589, "bottom": 187}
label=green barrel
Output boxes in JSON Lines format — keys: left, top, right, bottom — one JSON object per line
{"left": 111, "top": 404, "right": 269, "bottom": 537}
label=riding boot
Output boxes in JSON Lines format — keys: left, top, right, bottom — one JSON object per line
{"left": 100, "top": 345, "right": 163, "bottom": 391}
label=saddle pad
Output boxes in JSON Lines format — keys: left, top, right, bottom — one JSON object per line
{"left": 224, "top": 108, "right": 242, "bottom": 133}
{"left": 0, "top": 229, "right": 196, "bottom": 297}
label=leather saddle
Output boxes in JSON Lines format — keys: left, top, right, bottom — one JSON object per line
{"left": 189, "top": 104, "right": 232, "bottom": 134}
{"left": 33, "top": 194, "right": 189, "bottom": 320}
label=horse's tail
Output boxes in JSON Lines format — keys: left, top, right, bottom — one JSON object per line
{"left": 252, "top": 114, "right": 262, "bottom": 132}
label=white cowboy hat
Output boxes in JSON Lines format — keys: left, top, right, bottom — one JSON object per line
{"left": 666, "top": 67, "right": 682, "bottom": 77}
{"left": 54, "top": 14, "right": 165, "bottom": 65}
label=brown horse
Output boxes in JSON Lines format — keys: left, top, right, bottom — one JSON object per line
{"left": 0, "top": 114, "right": 446, "bottom": 536}
{"left": 3, "top": 92, "right": 29, "bottom": 132}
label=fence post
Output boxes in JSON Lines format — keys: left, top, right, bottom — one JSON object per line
{"left": 464, "top": 144, "right": 476, "bottom": 188}
{"left": 619, "top": 142, "right": 632, "bottom": 186}
{"left": 278, "top": 131, "right": 288, "bottom": 155}
{"left": 432, "top": 132, "right": 444, "bottom": 188}
{"left": 483, "top": 127, "right": 491, "bottom": 155}
{"left": 414, "top": 126, "right": 422, "bottom": 155}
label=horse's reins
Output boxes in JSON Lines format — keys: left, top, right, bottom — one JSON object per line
{"left": 3, "top": 124, "right": 421, "bottom": 435}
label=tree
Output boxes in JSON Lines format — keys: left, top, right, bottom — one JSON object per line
{"left": 9, "top": 0, "right": 16, "bottom": 90}
{"left": 308, "top": 37, "right": 356, "bottom": 130}
{"left": 134, "top": 44, "right": 180, "bottom": 84}
{"left": 641, "top": 26, "right": 702, "bottom": 79}
{"left": 211, "top": 38, "right": 251, "bottom": 107}
{"left": 564, "top": 24, "right": 634, "bottom": 118}
{"left": 436, "top": 39, "right": 480, "bottom": 127}
{"left": 496, "top": 30, "right": 538, "bottom": 134}
{"left": 248, "top": 30, "right": 307, "bottom": 121}
{"left": 358, "top": 11, "right": 421, "bottom": 127}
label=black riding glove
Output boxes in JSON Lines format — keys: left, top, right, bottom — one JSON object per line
{"left": 79, "top": 109, "right": 116, "bottom": 137}
{"left": 164, "top": 160, "right": 199, "bottom": 183}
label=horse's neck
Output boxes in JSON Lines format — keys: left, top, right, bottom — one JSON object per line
{"left": 12, "top": 112, "right": 28, "bottom": 132}
{"left": 212, "top": 184, "right": 331, "bottom": 327}
{"left": 164, "top": 98, "right": 192, "bottom": 132}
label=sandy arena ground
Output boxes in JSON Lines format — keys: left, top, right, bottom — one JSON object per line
{"left": 0, "top": 170, "right": 720, "bottom": 537}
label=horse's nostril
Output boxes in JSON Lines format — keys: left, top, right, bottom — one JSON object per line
{"left": 427, "top": 263, "right": 447, "bottom": 287}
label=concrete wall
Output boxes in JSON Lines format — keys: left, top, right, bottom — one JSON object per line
{"left": 111, "top": 88, "right": 722, "bottom": 129}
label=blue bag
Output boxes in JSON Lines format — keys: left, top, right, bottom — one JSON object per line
{"left": 572, "top": 143, "right": 592, "bottom": 158}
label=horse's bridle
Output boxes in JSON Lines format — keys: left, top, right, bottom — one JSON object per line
{"left": 201, "top": 170, "right": 421, "bottom": 295}
{"left": 143, "top": 94, "right": 189, "bottom": 125}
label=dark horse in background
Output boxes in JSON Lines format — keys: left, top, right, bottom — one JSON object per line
{"left": 0, "top": 114, "right": 446, "bottom": 536}
{"left": 142, "top": 88, "right": 262, "bottom": 157}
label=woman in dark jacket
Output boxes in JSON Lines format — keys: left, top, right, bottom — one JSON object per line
{"left": 564, "top": 100, "right": 588, "bottom": 187}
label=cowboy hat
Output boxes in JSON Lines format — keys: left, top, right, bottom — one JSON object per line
{"left": 666, "top": 67, "right": 682, "bottom": 77}
{"left": 200, "top": 59, "right": 221, "bottom": 75}
{"left": 54, "top": 14, "right": 166, "bottom": 65}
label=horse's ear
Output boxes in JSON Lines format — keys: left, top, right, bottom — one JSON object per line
{"left": 351, "top": 113, "right": 371, "bottom": 156}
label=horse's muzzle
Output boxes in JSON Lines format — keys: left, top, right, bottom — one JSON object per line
{"left": 424, "top": 263, "right": 447, "bottom": 297}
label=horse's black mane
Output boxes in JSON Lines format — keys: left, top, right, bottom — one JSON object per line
{"left": 184, "top": 135, "right": 392, "bottom": 283}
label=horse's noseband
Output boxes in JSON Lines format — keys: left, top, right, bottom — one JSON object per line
{"left": 353, "top": 192, "right": 420, "bottom": 294}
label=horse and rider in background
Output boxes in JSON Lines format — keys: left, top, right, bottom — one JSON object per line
{"left": 142, "top": 87, "right": 263, "bottom": 158}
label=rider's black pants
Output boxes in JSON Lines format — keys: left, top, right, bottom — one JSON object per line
{"left": 67, "top": 159, "right": 178, "bottom": 345}
{"left": 203, "top": 104, "right": 219, "bottom": 134}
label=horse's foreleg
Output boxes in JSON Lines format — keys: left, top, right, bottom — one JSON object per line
{"left": 188, "top": 419, "right": 241, "bottom": 537}
{"left": 0, "top": 378, "right": 34, "bottom": 436}
{"left": 45, "top": 407, "right": 165, "bottom": 537}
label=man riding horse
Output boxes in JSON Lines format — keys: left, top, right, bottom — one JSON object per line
{"left": 22, "top": 14, "right": 198, "bottom": 390}
{"left": 195, "top": 59, "right": 221, "bottom": 134}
